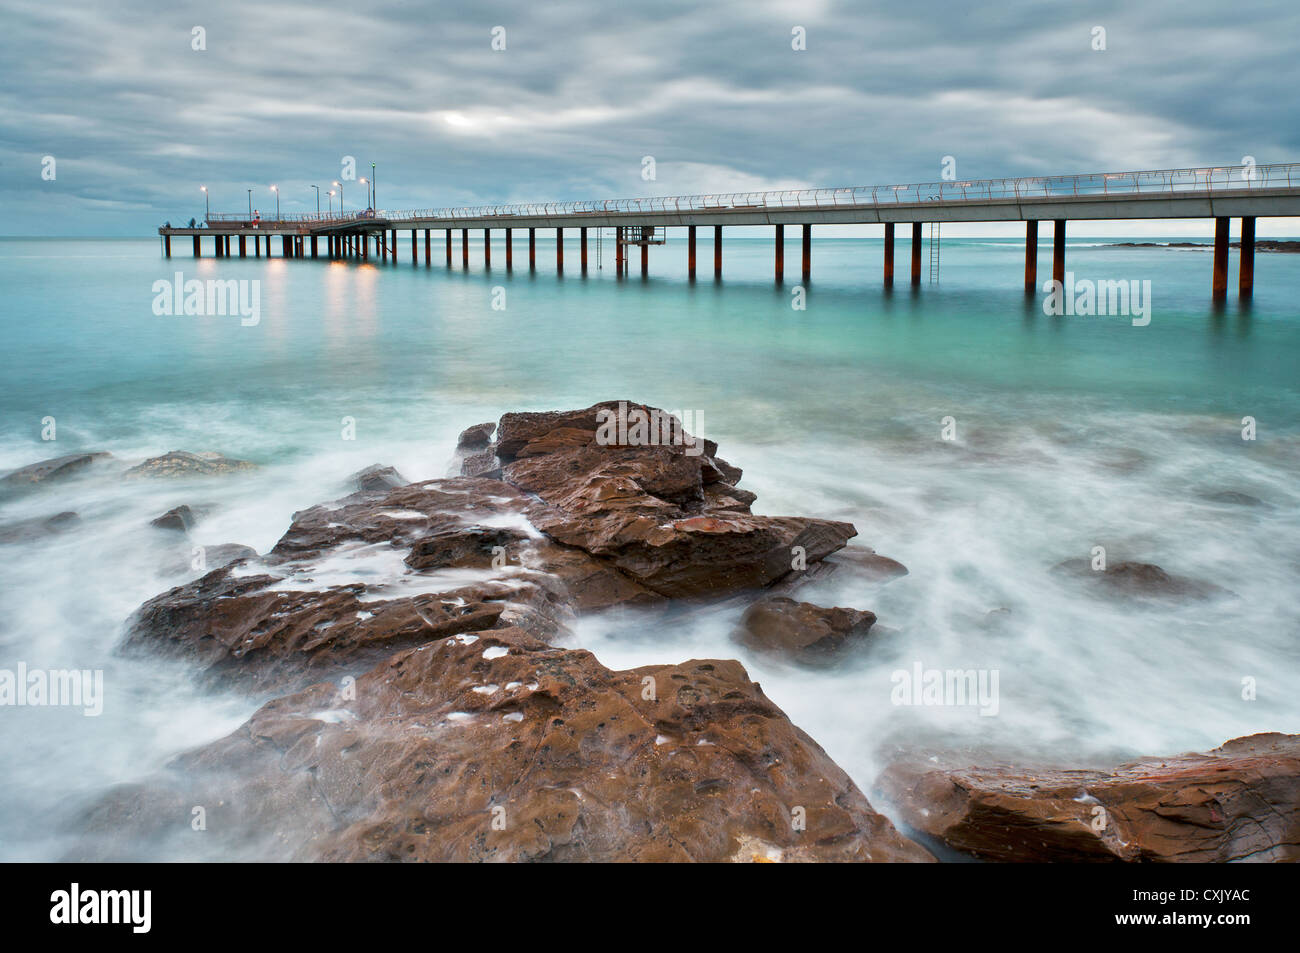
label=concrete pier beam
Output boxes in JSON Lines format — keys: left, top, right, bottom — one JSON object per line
{"left": 1053, "top": 219, "right": 1066, "bottom": 284}
{"left": 529, "top": 228, "right": 536, "bottom": 271}
{"left": 484, "top": 229, "right": 491, "bottom": 268}
{"left": 802, "top": 223, "right": 811, "bottom": 282}
{"left": 164, "top": 234, "right": 172, "bottom": 258}
{"left": 310, "top": 235, "right": 317, "bottom": 259}
{"left": 640, "top": 227, "right": 648, "bottom": 277}
{"left": 1024, "top": 220, "right": 1038, "bottom": 292}
{"left": 688, "top": 225, "right": 697, "bottom": 279}
{"left": 557, "top": 227, "right": 564, "bottom": 271}
{"left": 581, "top": 227, "right": 588, "bottom": 273}
{"left": 446, "top": 230, "right": 452, "bottom": 266}
{"left": 192, "top": 235, "right": 200, "bottom": 257}
{"left": 911, "top": 223, "right": 922, "bottom": 286}
{"left": 411, "top": 229, "right": 417, "bottom": 264}
{"left": 774, "top": 224, "right": 784, "bottom": 283}
{"left": 506, "top": 228, "right": 513, "bottom": 270}
{"left": 714, "top": 226, "right": 722, "bottom": 278}
{"left": 1213, "top": 216, "right": 1230, "bottom": 299}
{"left": 424, "top": 228, "right": 430, "bottom": 266}
{"left": 462, "top": 228, "right": 469, "bottom": 268}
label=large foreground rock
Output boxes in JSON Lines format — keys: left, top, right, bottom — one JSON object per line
{"left": 94, "top": 403, "right": 928, "bottom": 862}
{"left": 877, "top": 733, "right": 1300, "bottom": 862}
{"left": 81, "top": 627, "right": 932, "bottom": 862}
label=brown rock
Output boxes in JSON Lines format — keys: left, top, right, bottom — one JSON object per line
{"left": 350, "top": 464, "right": 408, "bottom": 493}
{"left": 1, "top": 452, "right": 111, "bottom": 489}
{"left": 81, "top": 627, "right": 933, "bottom": 863}
{"left": 0, "top": 510, "right": 80, "bottom": 544}
{"left": 1052, "top": 558, "right": 1230, "bottom": 601}
{"left": 735, "top": 596, "right": 877, "bottom": 663}
{"left": 150, "top": 505, "right": 198, "bottom": 533}
{"left": 877, "top": 733, "right": 1300, "bottom": 862}
{"left": 124, "top": 451, "right": 256, "bottom": 479}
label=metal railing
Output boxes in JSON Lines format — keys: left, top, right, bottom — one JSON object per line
{"left": 195, "top": 163, "right": 1299, "bottom": 227}
{"left": 380, "top": 162, "right": 1299, "bottom": 223}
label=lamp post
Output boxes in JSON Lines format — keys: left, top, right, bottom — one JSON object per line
{"left": 328, "top": 190, "right": 335, "bottom": 215}
{"left": 333, "top": 181, "right": 343, "bottom": 214}
{"left": 359, "top": 178, "right": 368, "bottom": 214}
{"left": 371, "top": 162, "right": 376, "bottom": 209}
{"left": 247, "top": 189, "right": 252, "bottom": 218}
{"left": 311, "top": 185, "right": 320, "bottom": 215}
{"left": 200, "top": 185, "right": 208, "bottom": 222}
{"left": 271, "top": 185, "right": 279, "bottom": 220}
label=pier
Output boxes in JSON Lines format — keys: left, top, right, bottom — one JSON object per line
{"left": 160, "top": 163, "right": 1300, "bottom": 299}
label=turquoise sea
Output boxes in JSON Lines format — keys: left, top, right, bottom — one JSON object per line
{"left": 1, "top": 234, "right": 1298, "bottom": 859}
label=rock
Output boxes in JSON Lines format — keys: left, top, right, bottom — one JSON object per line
{"left": 1051, "top": 558, "right": 1230, "bottom": 601}
{"left": 79, "top": 627, "right": 933, "bottom": 863}
{"left": 876, "top": 733, "right": 1300, "bottom": 863}
{"left": 456, "top": 422, "right": 496, "bottom": 452}
{"left": 0, "top": 511, "right": 81, "bottom": 544}
{"left": 734, "top": 596, "right": 877, "bottom": 663}
{"left": 1203, "top": 490, "right": 1268, "bottom": 508}
{"left": 349, "top": 464, "right": 408, "bottom": 493}
{"left": 165, "top": 543, "right": 259, "bottom": 576}
{"left": 95, "top": 404, "right": 921, "bottom": 862}
{"left": 124, "top": 451, "right": 256, "bottom": 479}
{"left": 150, "top": 505, "right": 199, "bottom": 533}
{"left": 1, "top": 452, "right": 111, "bottom": 489}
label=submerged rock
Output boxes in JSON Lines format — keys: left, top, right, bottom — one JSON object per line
{"left": 877, "top": 733, "right": 1300, "bottom": 862}
{"left": 0, "top": 510, "right": 81, "bottom": 544}
{"left": 735, "top": 596, "right": 878, "bottom": 664}
{"left": 124, "top": 451, "right": 256, "bottom": 479}
{"left": 1, "top": 452, "right": 111, "bottom": 489}
{"left": 1051, "top": 558, "right": 1230, "bottom": 601}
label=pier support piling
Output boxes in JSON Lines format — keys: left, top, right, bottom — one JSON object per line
{"left": 883, "top": 222, "right": 894, "bottom": 287}
{"left": 238, "top": 235, "right": 246, "bottom": 258}
{"left": 424, "top": 229, "right": 430, "bottom": 266}
{"left": 1053, "top": 219, "right": 1066, "bottom": 285}
{"left": 529, "top": 228, "right": 536, "bottom": 271}
{"left": 446, "top": 230, "right": 452, "bottom": 266}
{"left": 1213, "top": 216, "right": 1230, "bottom": 299}
{"left": 506, "top": 228, "right": 513, "bottom": 270}
{"left": 557, "top": 228, "right": 564, "bottom": 271}
{"left": 462, "top": 229, "right": 469, "bottom": 268}
{"left": 310, "top": 236, "right": 317, "bottom": 259}
{"left": 775, "top": 224, "right": 784, "bottom": 283}
{"left": 640, "top": 228, "right": 648, "bottom": 277}
{"left": 484, "top": 229, "right": 491, "bottom": 268}
{"left": 714, "top": 226, "right": 722, "bottom": 278}
{"left": 1240, "top": 216, "right": 1255, "bottom": 298}
{"left": 688, "top": 225, "right": 697, "bottom": 279}
{"left": 282, "top": 236, "right": 292, "bottom": 258}
{"left": 411, "top": 229, "right": 417, "bottom": 265}
{"left": 581, "top": 227, "right": 588, "bottom": 273}
{"left": 802, "top": 224, "right": 811, "bottom": 282}
{"left": 1025, "top": 220, "right": 1038, "bottom": 292}
{"left": 911, "top": 223, "right": 922, "bottom": 286}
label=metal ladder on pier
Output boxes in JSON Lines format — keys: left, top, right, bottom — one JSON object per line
{"left": 928, "top": 222, "right": 941, "bottom": 283}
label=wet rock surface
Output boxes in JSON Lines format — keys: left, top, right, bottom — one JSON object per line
{"left": 94, "top": 403, "right": 928, "bottom": 862}
{"left": 734, "top": 596, "right": 878, "bottom": 664}
{"left": 877, "top": 733, "right": 1300, "bottom": 862}
{"left": 1, "top": 452, "right": 112, "bottom": 490}
{"left": 0, "top": 510, "right": 81, "bottom": 544}
{"left": 124, "top": 450, "right": 256, "bottom": 479}
{"left": 1052, "top": 558, "right": 1231, "bottom": 601}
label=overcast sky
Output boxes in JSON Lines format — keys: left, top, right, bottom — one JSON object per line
{"left": 3, "top": 0, "right": 1298, "bottom": 236}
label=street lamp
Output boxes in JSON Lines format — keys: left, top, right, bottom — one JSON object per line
{"left": 247, "top": 189, "right": 252, "bottom": 218}
{"left": 270, "top": 185, "right": 279, "bottom": 220}
{"left": 200, "top": 185, "right": 209, "bottom": 222}
{"left": 359, "top": 178, "right": 368, "bottom": 213}
{"left": 328, "top": 190, "right": 335, "bottom": 215}
{"left": 371, "top": 162, "right": 376, "bottom": 209}
{"left": 332, "top": 181, "right": 342, "bottom": 214}
{"left": 311, "top": 185, "right": 320, "bottom": 215}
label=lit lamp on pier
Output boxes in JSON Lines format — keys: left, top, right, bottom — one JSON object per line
{"left": 200, "top": 185, "right": 208, "bottom": 223}
{"left": 270, "top": 185, "right": 279, "bottom": 220}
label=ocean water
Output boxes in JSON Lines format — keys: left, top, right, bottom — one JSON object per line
{"left": 1, "top": 233, "right": 1298, "bottom": 860}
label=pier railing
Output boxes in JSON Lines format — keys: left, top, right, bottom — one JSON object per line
{"left": 380, "top": 162, "right": 1300, "bottom": 223}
